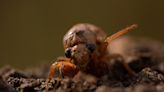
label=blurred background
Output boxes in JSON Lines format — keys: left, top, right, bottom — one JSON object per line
{"left": 0, "top": 0, "right": 164, "bottom": 68}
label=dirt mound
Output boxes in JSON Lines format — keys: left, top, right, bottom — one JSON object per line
{"left": 0, "top": 37, "right": 164, "bottom": 92}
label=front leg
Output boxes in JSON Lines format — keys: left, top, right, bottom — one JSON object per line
{"left": 48, "top": 57, "right": 79, "bottom": 80}
{"left": 106, "top": 54, "right": 136, "bottom": 78}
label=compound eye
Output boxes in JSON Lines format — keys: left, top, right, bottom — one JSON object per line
{"left": 65, "top": 48, "right": 72, "bottom": 58}
{"left": 86, "top": 43, "right": 96, "bottom": 53}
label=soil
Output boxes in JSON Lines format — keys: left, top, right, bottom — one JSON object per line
{"left": 0, "top": 36, "right": 164, "bottom": 92}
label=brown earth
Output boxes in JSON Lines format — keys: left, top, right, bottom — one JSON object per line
{"left": 0, "top": 36, "right": 164, "bottom": 92}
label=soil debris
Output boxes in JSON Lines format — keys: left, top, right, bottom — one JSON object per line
{"left": 0, "top": 36, "right": 164, "bottom": 92}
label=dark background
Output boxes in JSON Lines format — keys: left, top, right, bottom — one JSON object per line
{"left": 0, "top": 0, "right": 163, "bottom": 68}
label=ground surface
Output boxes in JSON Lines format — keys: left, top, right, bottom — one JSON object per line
{"left": 0, "top": 36, "right": 164, "bottom": 92}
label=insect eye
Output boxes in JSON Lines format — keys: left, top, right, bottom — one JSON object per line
{"left": 86, "top": 43, "right": 96, "bottom": 53}
{"left": 65, "top": 48, "right": 72, "bottom": 58}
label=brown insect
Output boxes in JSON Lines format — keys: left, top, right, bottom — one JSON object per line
{"left": 48, "top": 23, "right": 137, "bottom": 80}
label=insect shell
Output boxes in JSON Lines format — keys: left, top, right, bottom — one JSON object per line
{"left": 63, "top": 23, "right": 107, "bottom": 70}
{"left": 48, "top": 23, "right": 137, "bottom": 79}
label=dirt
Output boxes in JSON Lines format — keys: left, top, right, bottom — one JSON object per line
{"left": 0, "top": 36, "right": 164, "bottom": 92}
